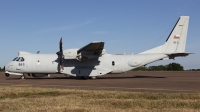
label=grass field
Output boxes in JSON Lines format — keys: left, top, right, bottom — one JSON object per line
{"left": 0, "top": 86, "right": 200, "bottom": 112}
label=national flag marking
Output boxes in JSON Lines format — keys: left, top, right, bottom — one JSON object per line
{"left": 174, "top": 35, "right": 180, "bottom": 39}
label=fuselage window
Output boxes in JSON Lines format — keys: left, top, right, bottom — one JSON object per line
{"left": 112, "top": 61, "right": 115, "bottom": 66}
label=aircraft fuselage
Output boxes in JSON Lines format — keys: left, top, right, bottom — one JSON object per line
{"left": 5, "top": 53, "right": 167, "bottom": 78}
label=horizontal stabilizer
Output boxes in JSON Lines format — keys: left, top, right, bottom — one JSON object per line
{"left": 163, "top": 52, "right": 193, "bottom": 60}
{"left": 166, "top": 52, "right": 193, "bottom": 57}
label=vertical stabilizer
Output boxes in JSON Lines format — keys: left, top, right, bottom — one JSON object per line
{"left": 164, "top": 16, "right": 189, "bottom": 53}
{"left": 140, "top": 16, "right": 189, "bottom": 54}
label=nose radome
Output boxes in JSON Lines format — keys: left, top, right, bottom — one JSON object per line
{"left": 5, "top": 62, "right": 13, "bottom": 71}
{"left": 5, "top": 64, "right": 9, "bottom": 71}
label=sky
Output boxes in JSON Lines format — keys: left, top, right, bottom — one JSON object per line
{"left": 0, "top": 0, "right": 200, "bottom": 70}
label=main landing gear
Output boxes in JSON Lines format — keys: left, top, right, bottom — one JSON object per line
{"left": 90, "top": 76, "right": 97, "bottom": 79}
{"left": 80, "top": 76, "right": 97, "bottom": 80}
{"left": 80, "top": 76, "right": 89, "bottom": 80}
{"left": 20, "top": 74, "right": 26, "bottom": 79}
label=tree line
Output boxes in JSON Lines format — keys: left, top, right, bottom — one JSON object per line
{"left": 186, "top": 69, "right": 200, "bottom": 71}
{"left": 0, "top": 67, "right": 5, "bottom": 72}
{"left": 132, "top": 63, "right": 184, "bottom": 71}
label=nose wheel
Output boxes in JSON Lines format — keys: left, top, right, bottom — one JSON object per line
{"left": 5, "top": 73, "right": 10, "bottom": 77}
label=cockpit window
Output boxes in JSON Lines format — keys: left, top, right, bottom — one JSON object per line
{"left": 12, "top": 57, "right": 18, "bottom": 61}
{"left": 19, "top": 57, "right": 25, "bottom": 62}
{"left": 12, "top": 57, "right": 25, "bottom": 62}
{"left": 16, "top": 57, "right": 21, "bottom": 61}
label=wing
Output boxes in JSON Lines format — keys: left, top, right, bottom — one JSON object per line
{"left": 76, "top": 42, "right": 105, "bottom": 61}
{"left": 77, "top": 42, "right": 104, "bottom": 55}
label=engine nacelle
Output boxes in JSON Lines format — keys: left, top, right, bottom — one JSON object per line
{"left": 63, "top": 49, "right": 78, "bottom": 59}
{"left": 32, "top": 74, "right": 49, "bottom": 78}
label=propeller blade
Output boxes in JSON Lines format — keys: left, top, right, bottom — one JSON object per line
{"left": 60, "top": 37, "right": 63, "bottom": 53}
{"left": 60, "top": 58, "right": 64, "bottom": 70}
{"left": 58, "top": 37, "right": 64, "bottom": 71}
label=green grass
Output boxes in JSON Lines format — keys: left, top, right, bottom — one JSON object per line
{"left": 0, "top": 86, "right": 200, "bottom": 112}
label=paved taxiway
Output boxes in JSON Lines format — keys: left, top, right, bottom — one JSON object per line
{"left": 0, "top": 71, "right": 199, "bottom": 93}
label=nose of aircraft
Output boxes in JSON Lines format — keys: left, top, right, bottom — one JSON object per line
{"left": 5, "top": 64, "right": 9, "bottom": 71}
{"left": 5, "top": 62, "right": 12, "bottom": 71}
{"left": 5, "top": 64, "right": 11, "bottom": 77}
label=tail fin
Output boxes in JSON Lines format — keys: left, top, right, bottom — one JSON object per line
{"left": 140, "top": 16, "right": 189, "bottom": 54}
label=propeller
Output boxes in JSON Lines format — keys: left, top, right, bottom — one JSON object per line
{"left": 57, "top": 37, "right": 64, "bottom": 71}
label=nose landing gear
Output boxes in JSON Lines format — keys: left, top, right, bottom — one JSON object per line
{"left": 5, "top": 73, "right": 10, "bottom": 77}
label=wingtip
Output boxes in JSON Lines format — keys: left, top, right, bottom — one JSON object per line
{"left": 91, "top": 41, "right": 104, "bottom": 43}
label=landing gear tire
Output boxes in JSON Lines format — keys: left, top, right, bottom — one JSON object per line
{"left": 80, "top": 76, "right": 89, "bottom": 80}
{"left": 90, "top": 76, "right": 97, "bottom": 79}
{"left": 5, "top": 73, "right": 10, "bottom": 77}
{"left": 20, "top": 75, "right": 26, "bottom": 79}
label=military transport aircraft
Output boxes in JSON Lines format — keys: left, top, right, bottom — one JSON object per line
{"left": 5, "top": 16, "right": 191, "bottom": 79}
